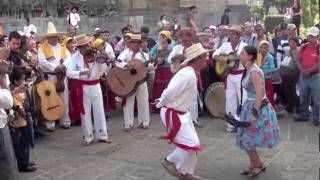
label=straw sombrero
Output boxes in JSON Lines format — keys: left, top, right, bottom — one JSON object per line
{"left": 128, "top": 33, "right": 142, "bottom": 42}
{"left": 181, "top": 43, "right": 213, "bottom": 65}
{"left": 74, "top": 34, "right": 94, "bottom": 47}
{"left": 176, "top": 28, "right": 196, "bottom": 39}
{"left": 41, "top": 22, "right": 66, "bottom": 38}
{"left": 228, "top": 25, "right": 243, "bottom": 34}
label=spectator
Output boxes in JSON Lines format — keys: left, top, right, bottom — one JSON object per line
{"left": 252, "top": 24, "right": 274, "bottom": 54}
{"left": 213, "top": 25, "right": 228, "bottom": 49}
{"left": 220, "top": 9, "right": 230, "bottom": 26}
{"left": 157, "top": 14, "right": 170, "bottom": 32}
{"left": 141, "top": 26, "right": 156, "bottom": 50}
{"left": 23, "top": 18, "right": 37, "bottom": 38}
{"left": 256, "top": 41, "right": 276, "bottom": 107}
{"left": 279, "top": 36, "right": 300, "bottom": 113}
{"left": 0, "top": 25, "right": 6, "bottom": 48}
{"left": 67, "top": 6, "right": 80, "bottom": 34}
{"left": 209, "top": 25, "right": 217, "bottom": 38}
{"left": 242, "top": 22, "right": 255, "bottom": 45}
{"left": 291, "top": 0, "right": 302, "bottom": 35}
{"left": 294, "top": 27, "right": 319, "bottom": 126}
{"left": 0, "top": 71, "right": 20, "bottom": 180}
{"left": 114, "top": 27, "right": 131, "bottom": 55}
{"left": 186, "top": 5, "right": 199, "bottom": 31}
{"left": 171, "top": 18, "right": 181, "bottom": 40}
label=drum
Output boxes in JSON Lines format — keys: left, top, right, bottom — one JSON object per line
{"left": 204, "top": 82, "right": 226, "bottom": 117}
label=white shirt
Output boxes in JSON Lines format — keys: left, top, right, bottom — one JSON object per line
{"left": 105, "top": 42, "right": 116, "bottom": 59}
{"left": 0, "top": 89, "right": 13, "bottom": 128}
{"left": 156, "top": 66, "right": 197, "bottom": 112}
{"left": 67, "top": 50, "right": 109, "bottom": 80}
{"left": 38, "top": 43, "right": 71, "bottom": 72}
{"left": 167, "top": 44, "right": 184, "bottom": 64}
{"left": 212, "top": 41, "right": 248, "bottom": 70}
{"left": 68, "top": 13, "right": 80, "bottom": 28}
{"left": 23, "top": 24, "right": 37, "bottom": 37}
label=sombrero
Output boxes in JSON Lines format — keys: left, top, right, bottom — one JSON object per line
{"left": 181, "top": 43, "right": 213, "bottom": 65}
{"left": 176, "top": 28, "right": 196, "bottom": 39}
{"left": 41, "top": 22, "right": 66, "bottom": 38}
{"left": 128, "top": 33, "right": 142, "bottom": 42}
{"left": 228, "top": 25, "right": 243, "bottom": 34}
{"left": 74, "top": 34, "right": 94, "bottom": 47}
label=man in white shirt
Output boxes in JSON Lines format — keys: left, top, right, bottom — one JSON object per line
{"left": 67, "top": 34, "right": 112, "bottom": 146}
{"left": 0, "top": 72, "right": 20, "bottom": 180}
{"left": 242, "top": 22, "right": 255, "bottom": 46}
{"left": 156, "top": 43, "right": 208, "bottom": 180}
{"left": 213, "top": 25, "right": 229, "bottom": 49}
{"left": 98, "top": 30, "right": 116, "bottom": 59}
{"left": 67, "top": 7, "right": 80, "bottom": 33}
{"left": 38, "top": 22, "right": 71, "bottom": 131}
{"left": 23, "top": 18, "right": 37, "bottom": 38}
{"left": 212, "top": 25, "right": 248, "bottom": 132}
{"left": 117, "top": 33, "right": 150, "bottom": 131}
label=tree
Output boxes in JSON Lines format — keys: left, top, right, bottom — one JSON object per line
{"left": 301, "top": 0, "right": 319, "bottom": 27}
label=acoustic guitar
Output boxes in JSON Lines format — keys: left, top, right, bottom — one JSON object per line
{"left": 214, "top": 54, "right": 240, "bottom": 77}
{"left": 106, "top": 58, "right": 150, "bottom": 98}
{"left": 35, "top": 80, "right": 65, "bottom": 121}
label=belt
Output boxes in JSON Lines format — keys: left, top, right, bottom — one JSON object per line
{"left": 229, "top": 70, "right": 245, "bottom": 75}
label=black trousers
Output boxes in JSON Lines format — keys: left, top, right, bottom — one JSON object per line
{"left": 10, "top": 126, "right": 31, "bottom": 169}
{"left": 0, "top": 125, "right": 20, "bottom": 180}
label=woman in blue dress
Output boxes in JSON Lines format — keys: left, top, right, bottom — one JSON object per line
{"left": 237, "top": 45, "right": 281, "bottom": 177}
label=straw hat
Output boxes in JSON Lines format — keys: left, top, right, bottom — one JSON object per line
{"left": 181, "top": 43, "right": 212, "bottom": 65}
{"left": 128, "top": 33, "right": 142, "bottom": 42}
{"left": 63, "top": 37, "right": 74, "bottom": 47}
{"left": 42, "top": 22, "right": 65, "bottom": 38}
{"left": 228, "top": 25, "right": 243, "bottom": 34}
{"left": 176, "top": 28, "right": 196, "bottom": 39}
{"left": 259, "top": 40, "right": 269, "bottom": 47}
{"left": 74, "top": 34, "right": 94, "bottom": 47}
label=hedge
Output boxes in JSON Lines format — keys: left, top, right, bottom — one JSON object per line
{"left": 264, "top": 15, "right": 285, "bottom": 33}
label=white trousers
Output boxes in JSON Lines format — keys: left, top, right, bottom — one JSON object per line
{"left": 123, "top": 82, "right": 150, "bottom": 128}
{"left": 189, "top": 96, "right": 198, "bottom": 123}
{"left": 81, "top": 83, "right": 108, "bottom": 142}
{"left": 46, "top": 77, "right": 71, "bottom": 129}
{"left": 226, "top": 74, "right": 247, "bottom": 121}
{"left": 167, "top": 147, "right": 198, "bottom": 175}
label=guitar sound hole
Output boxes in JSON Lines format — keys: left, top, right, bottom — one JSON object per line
{"left": 45, "top": 90, "right": 51, "bottom": 96}
{"left": 130, "top": 69, "right": 137, "bottom": 75}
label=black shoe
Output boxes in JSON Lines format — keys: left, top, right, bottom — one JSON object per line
{"left": 29, "top": 161, "right": 36, "bottom": 167}
{"left": 19, "top": 165, "right": 37, "bottom": 172}
{"left": 313, "top": 120, "right": 319, "bottom": 126}
{"left": 35, "top": 131, "right": 45, "bottom": 138}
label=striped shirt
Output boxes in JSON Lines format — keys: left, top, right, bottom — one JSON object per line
{"left": 276, "top": 36, "right": 303, "bottom": 68}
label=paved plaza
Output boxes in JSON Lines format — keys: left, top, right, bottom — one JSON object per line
{"left": 20, "top": 110, "right": 319, "bottom": 180}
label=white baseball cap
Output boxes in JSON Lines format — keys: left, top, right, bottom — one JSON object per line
{"left": 94, "top": 27, "right": 101, "bottom": 32}
{"left": 307, "top": 27, "right": 319, "bottom": 36}
{"left": 209, "top": 25, "right": 217, "bottom": 30}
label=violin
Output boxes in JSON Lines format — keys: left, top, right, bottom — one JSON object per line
{"left": 83, "top": 47, "right": 110, "bottom": 64}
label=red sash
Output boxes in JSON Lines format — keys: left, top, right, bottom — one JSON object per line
{"left": 160, "top": 108, "right": 202, "bottom": 152}
{"left": 72, "top": 79, "right": 100, "bottom": 117}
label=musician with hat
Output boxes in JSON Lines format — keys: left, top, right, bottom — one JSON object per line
{"left": 117, "top": 33, "right": 150, "bottom": 132}
{"left": 212, "top": 25, "right": 248, "bottom": 132}
{"left": 67, "top": 34, "right": 112, "bottom": 146}
{"left": 156, "top": 43, "right": 208, "bottom": 180}
{"left": 38, "top": 22, "right": 71, "bottom": 132}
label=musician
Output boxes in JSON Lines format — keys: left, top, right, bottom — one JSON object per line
{"left": 38, "top": 22, "right": 71, "bottom": 131}
{"left": 117, "top": 33, "right": 150, "bottom": 131}
{"left": 149, "top": 31, "right": 173, "bottom": 113}
{"left": 156, "top": 43, "right": 208, "bottom": 180}
{"left": 212, "top": 25, "right": 248, "bottom": 132}
{"left": 7, "top": 31, "right": 30, "bottom": 71}
{"left": 0, "top": 70, "right": 20, "bottom": 179}
{"left": 67, "top": 34, "right": 112, "bottom": 146}
{"left": 167, "top": 28, "right": 202, "bottom": 128}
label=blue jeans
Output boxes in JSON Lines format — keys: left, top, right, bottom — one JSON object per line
{"left": 298, "top": 73, "right": 320, "bottom": 121}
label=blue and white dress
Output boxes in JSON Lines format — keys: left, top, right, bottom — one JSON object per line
{"left": 236, "top": 64, "right": 281, "bottom": 150}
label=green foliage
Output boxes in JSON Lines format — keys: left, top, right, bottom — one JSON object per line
{"left": 250, "top": 0, "right": 266, "bottom": 20}
{"left": 264, "top": 15, "right": 285, "bottom": 33}
{"left": 301, "top": 0, "right": 319, "bottom": 28}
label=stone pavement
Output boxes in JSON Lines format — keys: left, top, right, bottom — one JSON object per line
{"left": 20, "top": 110, "right": 319, "bottom": 180}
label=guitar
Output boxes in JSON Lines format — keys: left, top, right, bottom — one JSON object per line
{"left": 35, "top": 80, "right": 65, "bottom": 121}
{"left": 214, "top": 54, "right": 240, "bottom": 77}
{"left": 107, "top": 56, "right": 153, "bottom": 98}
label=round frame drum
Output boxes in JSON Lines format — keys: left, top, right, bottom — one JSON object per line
{"left": 204, "top": 82, "right": 226, "bottom": 117}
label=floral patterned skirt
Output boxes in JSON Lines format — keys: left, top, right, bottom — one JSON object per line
{"left": 236, "top": 100, "right": 281, "bottom": 150}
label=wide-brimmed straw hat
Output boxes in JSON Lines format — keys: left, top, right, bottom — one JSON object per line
{"left": 74, "top": 34, "right": 94, "bottom": 47}
{"left": 128, "top": 33, "right": 142, "bottom": 42}
{"left": 41, "top": 22, "right": 65, "bottom": 38}
{"left": 176, "top": 28, "right": 196, "bottom": 39}
{"left": 160, "top": 31, "right": 171, "bottom": 40}
{"left": 228, "top": 25, "right": 243, "bottom": 34}
{"left": 181, "top": 43, "right": 213, "bottom": 65}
